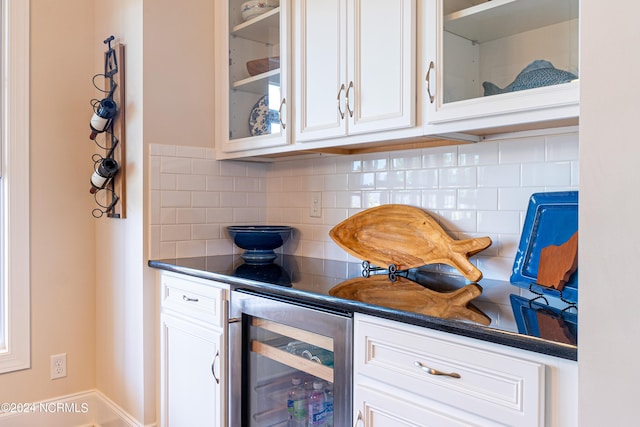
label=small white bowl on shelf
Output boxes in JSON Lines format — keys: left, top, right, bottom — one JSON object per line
{"left": 241, "top": 0, "right": 279, "bottom": 21}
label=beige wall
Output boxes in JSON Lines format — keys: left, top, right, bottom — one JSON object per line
{"left": 579, "top": 1, "right": 640, "bottom": 425}
{"left": 91, "top": 0, "right": 150, "bottom": 423}
{"left": 0, "top": 0, "right": 97, "bottom": 402}
{"left": 91, "top": 0, "right": 216, "bottom": 423}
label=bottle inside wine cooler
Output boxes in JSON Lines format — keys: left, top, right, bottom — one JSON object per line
{"left": 323, "top": 383, "right": 334, "bottom": 427}
{"left": 287, "top": 377, "right": 307, "bottom": 427}
{"left": 307, "top": 381, "right": 327, "bottom": 427}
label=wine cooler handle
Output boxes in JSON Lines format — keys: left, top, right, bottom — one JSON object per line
{"left": 426, "top": 61, "right": 435, "bottom": 104}
{"left": 211, "top": 350, "right": 220, "bottom": 384}
{"left": 353, "top": 410, "right": 363, "bottom": 427}
{"left": 337, "top": 83, "right": 346, "bottom": 119}
{"left": 414, "top": 361, "right": 461, "bottom": 378}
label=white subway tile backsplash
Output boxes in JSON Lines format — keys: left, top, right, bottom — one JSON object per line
{"left": 422, "top": 145, "right": 458, "bottom": 168}
{"left": 192, "top": 159, "right": 219, "bottom": 175}
{"left": 162, "top": 191, "right": 190, "bottom": 208}
{"left": 348, "top": 172, "right": 375, "bottom": 190}
{"left": 192, "top": 224, "right": 220, "bottom": 240}
{"left": 176, "top": 208, "right": 206, "bottom": 224}
{"left": 219, "top": 160, "right": 248, "bottom": 177}
{"left": 498, "top": 187, "right": 543, "bottom": 211}
{"left": 422, "top": 189, "right": 457, "bottom": 210}
{"left": 375, "top": 171, "right": 405, "bottom": 189}
{"left": 161, "top": 224, "right": 191, "bottom": 241}
{"left": 546, "top": 133, "right": 579, "bottom": 160}
{"left": 438, "top": 210, "right": 478, "bottom": 232}
{"left": 363, "top": 191, "right": 390, "bottom": 208}
{"left": 176, "top": 240, "right": 206, "bottom": 258}
{"left": 477, "top": 164, "right": 521, "bottom": 187}
{"left": 498, "top": 136, "right": 545, "bottom": 164}
{"left": 459, "top": 141, "right": 499, "bottom": 166}
{"left": 521, "top": 161, "right": 572, "bottom": 186}
{"left": 193, "top": 191, "right": 221, "bottom": 208}
{"left": 477, "top": 211, "right": 520, "bottom": 234}
{"left": 324, "top": 173, "right": 349, "bottom": 191}
{"left": 391, "top": 149, "right": 422, "bottom": 170}
{"left": 148, "top": 131, "right": 579, "bottom": 284}
{"left": 177, "top": 175, "right": 206, "bottom": 191}
{"left": 439, "top": 166, "right": 477, "bottom": 188}
{"left": 175, "top": 146, "right": 207, "bottom": 159}
{"left": 362, "top": 153, "right": 389, "bottom": 171}
{"left": 406, "top": 169, "right": 438, "bottom": 188}
{"left": 161, "top": 157, "right": 191, "bottom": 174}
{"left": 458, "top": 188, "right": 498, "bottom": 210}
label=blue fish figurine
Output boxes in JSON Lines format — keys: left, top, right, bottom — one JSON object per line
{"left": 482, "top": 60, "right": 578, "bottom": 96}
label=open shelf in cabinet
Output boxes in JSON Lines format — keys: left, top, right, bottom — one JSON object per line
{"left": 444, "top": 0, "right": 578, "bottom": 43}
{"left": 232, "top": 7, "right": 280, "bottom": 44}
{"left": 232, "top": 69, "right": 280, "bottom": 94}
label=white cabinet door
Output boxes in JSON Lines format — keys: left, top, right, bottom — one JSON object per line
{"left": 346, "top": 0, "right": 416, "bottom": 136}
{"left": 423, "top": 0, "right": 579, "bottom": 135}
{"left": 161, "top": 313, "right": 223, "bottom": 427}
{"left": 294, "top": 0, "right": 347, "bottom": 142}
{"left": 215, "top": 0, "right": 291, "bottom": 156}
{"left": 295, "top": 0, "right": 416, "bottom": 143}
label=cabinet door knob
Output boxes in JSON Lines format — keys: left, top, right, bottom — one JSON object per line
{"left": 426, "top": 61, "right": 435, "bottom": 104}
{"left": 414, "top": 360, "right": 460, "bottom": 379}
{"left": 337, "top": 83, "right": 346, "bottom": 119}
{"left": 345, "top": 81, "right": 355, "bottom": 117}
{"left": 182, "top": 295, "right": 199, "bottom": 302}
{"left": 211, "top": 350, "right": 220, "bottom": 384}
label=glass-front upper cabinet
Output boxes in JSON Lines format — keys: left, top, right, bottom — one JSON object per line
{"left": 423, "top": 0, "right": 580, "bottom": 134}
{"left": 215, "top": 0, "right": 290, "bottom": 156}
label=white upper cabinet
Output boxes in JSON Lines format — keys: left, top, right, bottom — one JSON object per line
{"left": 423, "top": 0, "right": 580, "bottom": 135}
{"left": 294, "top": 0, "right": 417, "bottom": 143}
{"left": 215, "top": 0, "right": 291, "bottom": 156}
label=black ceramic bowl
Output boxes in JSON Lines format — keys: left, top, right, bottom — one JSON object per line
{"left": 227, "top": 225, "right": 292, "bottom": 264}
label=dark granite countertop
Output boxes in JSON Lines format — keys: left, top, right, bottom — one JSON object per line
{"left": 148, "top": 254, "right": 577, "bottom": 361}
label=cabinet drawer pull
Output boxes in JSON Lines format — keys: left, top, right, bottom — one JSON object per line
{"left": 426, "top": 61, "right": 435, "bottom": 104}
{"left": 211, "top": 350, "right": 220, "bottom": 384}
{"left": 345, "top": 81, "right": 354, "bottom": 117}
{"left": 278, "top": 98, "right": 286, "bottom": 130}
{"left": 337, "top": 83, "right": 346, "bottom": 119}
{"left": 352, "top": 409, "right": 363, "bottom": 427}
{"left": 182, "top": 295, "right": 199, "bottom": 302}
{"left": 414, "top": 361, "right": 460, "bottom": 379}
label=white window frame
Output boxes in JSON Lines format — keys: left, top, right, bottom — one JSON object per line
{"left": 0, "top": 0, "right": 30, "bottom": 373}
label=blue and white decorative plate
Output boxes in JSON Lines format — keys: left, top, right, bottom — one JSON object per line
{"left": 249, "top": 95, "right": 280, "bottom": 136}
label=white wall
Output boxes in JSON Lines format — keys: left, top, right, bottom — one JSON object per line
{"left": 579, "top": 1, "right": 640, "bottom": 425}
{"left": 0, "top": 0, "right": 97, "bottom": 405}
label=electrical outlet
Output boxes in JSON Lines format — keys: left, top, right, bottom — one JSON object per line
{"left": 310, "top": 192, "right": 322, "bottom": 218}
{"left": 50, "top": 353, "right": 67, "bottom": 379}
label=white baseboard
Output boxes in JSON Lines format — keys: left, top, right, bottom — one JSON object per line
{"left": 0, "top": 390, "right": 154, "bottom": 427}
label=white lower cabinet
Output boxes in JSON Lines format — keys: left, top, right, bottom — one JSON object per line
{"left": 353, "top": 313, "right": 577, "bottom": 427}
{"left": 159, "top": 271, "right": 229, "bottom": 427}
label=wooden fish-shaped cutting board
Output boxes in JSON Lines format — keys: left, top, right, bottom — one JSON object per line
{"left": 329, "top": 275, "right": 491, "bottom": 325}
{"left": 330, "top": 205, "right": 491, "bottom": 282}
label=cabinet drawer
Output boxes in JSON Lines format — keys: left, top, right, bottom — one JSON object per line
{"left": 354, "top": 315, "right": 544, "bottom": 427}
{"left": 161, "top": 273, "right": 227, "bottom": 327}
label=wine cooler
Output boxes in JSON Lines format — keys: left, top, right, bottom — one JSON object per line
{"left": 229, "top": 290, "right": 352, "bottom": 426}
